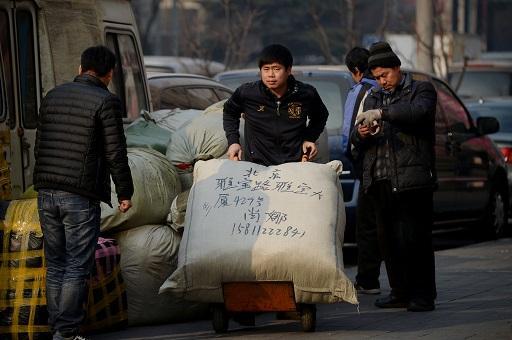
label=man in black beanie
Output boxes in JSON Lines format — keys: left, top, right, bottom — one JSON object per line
{"left": 350, "top": 41, "right": 437, "bottom": 312}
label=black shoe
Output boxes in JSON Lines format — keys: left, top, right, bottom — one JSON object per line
{"left": 374, "top": 294, "right": 408, "bottom": 308}
{"left": 407, "top": 298, "right": 435, "bottom": 312}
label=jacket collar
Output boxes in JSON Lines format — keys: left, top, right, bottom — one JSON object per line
{"left": 370, "top": 71, "right": 412, "bottom": 96}
{"left": 74, "top": 73, "right": 109, "bottom": 90}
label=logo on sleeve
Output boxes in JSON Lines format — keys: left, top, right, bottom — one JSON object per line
{"left": 287, "top": 102, "right": 302, "bottom": 119}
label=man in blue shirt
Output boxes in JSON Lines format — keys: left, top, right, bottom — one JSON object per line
{"left": 342, "top": 47, "right": 377, "bottom": 159}
{"left": 344, "top": 47, "right": 381, "bottom": 295}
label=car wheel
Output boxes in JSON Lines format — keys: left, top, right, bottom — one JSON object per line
{"left": 480, "top": 187, "right": 507, "bottom": 240}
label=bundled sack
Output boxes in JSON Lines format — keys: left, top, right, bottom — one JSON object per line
{"left": 161, "top": 159, "right": 357, "bottom": 305}
{"left": 166, "top": 189, "right": 189, "bottom": 233}
{"left": 101, "top": 148, "right": 181, "bottom": 232}
{"left": 0, "top": 199, "right": 50, "bottom": 340}
{"left": 125, "top": 117, "right": 172, "bottom": 155}
{"left": 144, "top": 109, "right": 202, "bottom": 134}
{"left": 115, "top": 225, "right": 207, "bottom": 326}
{"left": 165, "top": 112, "right": 229, "bottom": 190}
{"left": 82, "top": 238, "right": 127, "bottom": 333}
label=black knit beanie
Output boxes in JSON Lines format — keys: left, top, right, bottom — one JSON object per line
{"left": 368, "top": 41, "right": 401, "bottom": 69}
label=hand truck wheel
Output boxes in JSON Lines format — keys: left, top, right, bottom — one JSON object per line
{"left": 299, "top": 303, "right": 316, "bottom": 332}
{"left": 211, "top": 303, "right": 229, "bottom": 333}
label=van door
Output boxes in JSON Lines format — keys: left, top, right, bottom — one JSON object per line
{"left": 106, "top": 31, "right": 150, "bottom": 121}
{"left": 0, "top": 1, "right": 39, "bottom": 199}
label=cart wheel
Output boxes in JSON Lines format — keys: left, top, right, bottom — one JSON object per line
{"left": 300, "top": 304, "right": 316, "bottom": 332}
{"left": 212, "top": 303, "right": 229, "bottom": 333}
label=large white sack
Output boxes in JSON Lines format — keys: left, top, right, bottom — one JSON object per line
{"left": 165, "top": 113, "right": 228, "bottom": 190}
{"left": 145, "top": 108, "right": 202, "bottom": 133}
{"left": 101, "top": 148, "right": 181, "bottom": 232}
{"left": 116, "top": 225, "right": 207, "bottom": 326}
{"left": 161, "top": 159, "right": 357, "bottom": 305}
{"left": 166, "top": 189, "right": 190, "bottom": 233}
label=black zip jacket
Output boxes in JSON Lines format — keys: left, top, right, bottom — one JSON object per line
{"left": 223, "top": 75, "right": 329, "bottom": 166}
{"left": 350, "top": 72, "right": 437, "bottom": 193}
{"left": 33, "top": 74, "right": 133, "bottom": 205}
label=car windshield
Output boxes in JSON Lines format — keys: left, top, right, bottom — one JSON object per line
{"left": 468, "top": 104, "right": 512, "bottom": 133}
{"left": 449, "top": 71, "right": 512, "bottom": 98}
{"left": 299, "top": 78, "right": 347, "bottom": 131}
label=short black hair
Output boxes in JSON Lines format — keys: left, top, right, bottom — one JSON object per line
{"left": 345, "top": 47, "right": 370, "bottom": 74}
{"left": 80, "top": 45, "right": 116, "bottom": 77}
{"left": 258, "top": 44, "right": 293, "bottom": 69}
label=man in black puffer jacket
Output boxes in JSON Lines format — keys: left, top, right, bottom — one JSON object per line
{"left": 33, "top": 46, "right": 133, "bottom": 340}
{"left": 223, "top": 44, "right": 329, "bottom": 166}
{"left": 350, "top": 42, "right": 437, "bottom": 312}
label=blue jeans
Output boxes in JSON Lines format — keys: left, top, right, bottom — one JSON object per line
{"left": 37, "top": 189, "right": 100, "bottom": 337}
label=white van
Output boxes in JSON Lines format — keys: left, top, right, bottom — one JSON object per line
{"left": 0, "top": 0, "right": 151, "bottom": 200}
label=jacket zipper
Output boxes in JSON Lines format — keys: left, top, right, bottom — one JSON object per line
{"left": 276, "top": 100, "right": 282, "bottom": 161}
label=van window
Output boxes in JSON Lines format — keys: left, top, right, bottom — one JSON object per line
{"left": 16, "top": 9, "right": 37, "bottom": 129}
{"left": 0, "top": 9, "right": 9, "bottom": 122}
{"left": 106, "top": 32, "right": 148, "bottom": 121}
{"left": 1, "top": 9, "right": 14, "bottom": 128}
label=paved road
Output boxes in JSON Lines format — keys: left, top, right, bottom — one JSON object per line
{"left": 94, "top": 238, "right": 512, "bottom": 340}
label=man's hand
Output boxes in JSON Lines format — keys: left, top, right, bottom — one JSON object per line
{"left": 355, "top": 109, "right": 382, "bottom": 128}
{"left": 119, "top": 199, "right": 132, "bottom": 213}
{"left": 228, "top": 143, "right": 242, "bottom": 161}
{"left": 357, "top": 124, "right": 372, "bottom": 139}
{"left": 302, "top": 141, "right": 318, "bottom": 161}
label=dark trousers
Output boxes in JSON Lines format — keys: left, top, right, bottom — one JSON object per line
{"left": 37, "top": 189, "right": 100, "bottom": 337}
{"left": 355, "top": 186, "right": 381, "bottom": 289}
{"left": 367, "top": 181, "right": 436, "bottom": 301}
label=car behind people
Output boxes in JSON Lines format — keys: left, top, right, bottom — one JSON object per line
{"left": 147, "top": 72, "right": 233, "bottom": 111}
{"left": 448, "top": 60, "right": 512, "bottom": 100}
{"left": 216, "top": 67, "right": 509, "bottom": 242}
{"left": 466, "top": 96, "right": 512, "bottom": 226}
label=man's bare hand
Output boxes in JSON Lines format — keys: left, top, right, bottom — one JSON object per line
{"left": 119, "top": 199, "right": 132, "bottom": 213}
{"left": 228, "top": 143, "right": 242, "bottom": 161}
{"left": 302, "top": 141, "right": 318, "bottom": 160}
{"left": 357, "top": 124, "right": 372, "bottom": 139}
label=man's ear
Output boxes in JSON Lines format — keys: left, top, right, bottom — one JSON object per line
{"left": 103, "top": 69, "right": 114, "bottom": 86}
{"left": 78, "top": 65, "right": 83, "bottom": 75}
{"left": 286, "top": 66, "right": 292, "bottom": 76}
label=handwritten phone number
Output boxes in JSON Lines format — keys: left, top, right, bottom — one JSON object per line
{"left": 231, "top": 223, "right": 306, "bottom": 239}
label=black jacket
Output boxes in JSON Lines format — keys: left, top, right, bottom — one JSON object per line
{"left": 350, "top": 72, "right": 437, "bottom": 193}
{"left": 33, "top": 74, "right": 133, "bottom": 205}
{"left": 223, "top": 75, "right": 329, "bottom": 166}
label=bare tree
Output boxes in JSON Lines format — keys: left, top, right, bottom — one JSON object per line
{"left": 376, "top": 0, "right": 390, "bottom": 38}
{"left": 344, "top": 0, "right": 356, "bottom": 52}
{"left": 176, "top": 0, "right": 262, "bottom": 71}
{"left": 139, "top": 0, "right": 161, "bottom": 52}
{"left": 174, "top": 0, "right": 216, "bottom": 75}
{"left": 308, "top": 2, "right": 336, "bottom": 64}
{"left": 433, "top": 0, "right": 450, "bottom": 78}
{"left": 220, "top": 0, "right": 262, "bottom": 69}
